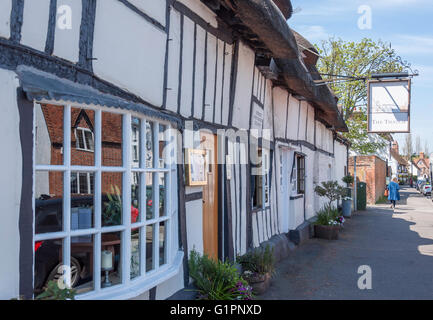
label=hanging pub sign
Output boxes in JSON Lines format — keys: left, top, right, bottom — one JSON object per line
{"left": 367, "top": 79, "right": 411, "bottom": 133}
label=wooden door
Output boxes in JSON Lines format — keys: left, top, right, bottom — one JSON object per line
{"left": 201, "top": 132, "right": 218, "bottom": 260}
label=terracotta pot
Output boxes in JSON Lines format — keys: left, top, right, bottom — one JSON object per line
{"left": 247, "top": 273, "right": 271, "bottom": 295}
{"left": 314, "top": 224, "right": 339, "bottom": 240}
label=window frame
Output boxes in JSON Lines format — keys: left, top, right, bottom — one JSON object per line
{"left": 251, "top": 148, "right": 271, "bottom": 211}
{"left": 291, "top": 153, "right": 306, "bottom": 196}
{"left": 33, "top": 102, "right": 179, "bottom": 299}
{"left": 75, "top": 127, "right": 95, "bottom": 152}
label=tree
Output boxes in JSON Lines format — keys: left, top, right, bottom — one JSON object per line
{"left": 403, "top": 133, "right": 414, "bottom": 160}
{"left": 415, "top": 135, "right": 421, "bottom": 154}
{"left": 316, "top": 38, "right": 407, "bottom": 154}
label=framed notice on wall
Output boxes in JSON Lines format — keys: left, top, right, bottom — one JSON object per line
{"left": 367, "top": 79, "right": 411, "bottom": 133}
{"left": 185, "top": 149, "right": 207, "bottom": 186}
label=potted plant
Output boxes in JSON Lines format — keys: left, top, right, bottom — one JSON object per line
{"left": 341, "top": 175, "right": 354, "bottom": 217}
{"left": 313, "top": 205, "right": 344, "bottom": 240}
{"left": 314, "top": 181, "right": 346, "bottom": 240}
{"left": 35, "top": 280, "right": 77, "bottom": 300}
{"left": 188, "top": 250, "right": 253, "bottom": 300}
{"left": 237, "top": 245, "right": 275, "bottom": 295}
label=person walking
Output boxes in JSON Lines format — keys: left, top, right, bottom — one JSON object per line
{"left": 387, "top": 177, "right": 400, "bottom": 209}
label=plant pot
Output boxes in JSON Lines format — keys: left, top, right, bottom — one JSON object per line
{"left": 247, "top": 273, "right": 271, "bottom": 295}
{"left": 342, "top": 199, "right": 352, "bottom": 218}
{"left": 314, "top": 225, "right": 339, "bottom": 240}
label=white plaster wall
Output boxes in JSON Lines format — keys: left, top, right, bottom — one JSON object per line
{"left": 128, "top": 0, "right": 167, "bottom": 26}
{"left": 0, "top": 0, "right": 12, "bottom": 39}
{"left": 193, "top": 26, "right": 206, "bottom": 119}
{"left": 298, "top": 101, "right": 308, "bottom": 141}
{"left": 21, "top": 0, "right": 51, "bottom": 51}
{"left": 165, "top": 8, "right": 181, "bottom": 113}
{"left": 214, "top": 39, "right": 224, "bottom": 124}
{"left": 306, "top": 105, "right": 315, "bottom": 145}
{"left": 53, "top": 0, "right": 82, "bottom": 63}
{"left": 155, "top": 265, "right": 184, "bottom": 299}
{"left": 287, "top": 95, "right": 299, "bottom": 140}
{"left": 185, "top": 198, "right": 203, "bottom": 255}
{"left": 180, "top": 16, "right": 195, "bottom": 118}
{"left": 177, "top": 0, "right": 218, "bottom": 28}
{"left": 93, "top": 0, "right": 166, "bottom": 107}
{"left": 263, "top": 80, "right": 274, "bottom": 140}
{"left": 272, "top": 87, "right": 287, "bottom": 139}
{"left": 304, "top": 148, "right": 315, "bottom": 220}
{"left": 232, "top": 41, "right": 254, "bottom": 130}
{"left": 203, "top": 33, "right": 217, "bottom": 122}
{"left": 334, "top": 141, "right": 348, "bottom": 184}
{"left": 291, "top": 199, "right": 304, "bottom": 229}
{"left": 0, "top": 69, "right": 21, "bottom": 299}
{"left": 221, "top": 44, "right": 232, "bottom": 126}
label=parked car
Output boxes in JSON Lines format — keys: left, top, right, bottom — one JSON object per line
{"left": 421, "top": 183, "right": 432, "bottom": 196}
{"left": 34, "top": 185, "right": 165, "bottom": 293}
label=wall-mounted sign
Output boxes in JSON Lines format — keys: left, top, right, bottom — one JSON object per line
{"left": 251, "top": 102, "right": 264, "bottom": 131}
{"left": 367, "top": 79, "right": 411, "bottom": 133}
{"left": 185, "top": 149, "right": 207, "bottom": 186}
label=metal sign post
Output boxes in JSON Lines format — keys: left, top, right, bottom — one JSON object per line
{"left": 354, "top": 156, "right": 357, "bottom": 212}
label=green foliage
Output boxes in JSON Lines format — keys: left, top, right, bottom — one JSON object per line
{"left": 316, "top": 38, "right": 407, "bottom": 154}
{"left": 342, "top": 175, "right": 354, "bottom": 185}
{"left": 188, "top": 250, "right": 253, "bottom": 300}
{"left": 315, "top": 205, "right": 340, "bottom": 226}
{"left": 314, "top": 181, "right": 345, "bottom": 207}
{"left": 103, "top": 185, "right": 122, "bottom": 226}
{"left": 376, "top": 195, "right": 388, "bottom": 204}
{"left": 237, "top": 245, "right": 275, "bottom": 276}
{"left": 35, "top": 280, "right": 76, "bottom": 300}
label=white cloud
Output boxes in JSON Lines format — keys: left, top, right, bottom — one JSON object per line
{"left": 391, "top": 35, "right": 433, "bottom": 55}
{"left": 293, "top": 25, "right": 331, "bottom": 43}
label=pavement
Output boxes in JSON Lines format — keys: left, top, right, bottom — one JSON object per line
{"left": 258, "top": 187, "right": 433, "bottom": 300}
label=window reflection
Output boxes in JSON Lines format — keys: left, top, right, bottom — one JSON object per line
{"left": 71, "top": 108, "right": 95, "bottom": 166}
{"left": 131, "top": 228, "right": 141, "bottom": 279}
{"left": 71, "top": 235, "right": 94, "bottom": 294}
{"left": 101, "top": 232, "right": 122, "bottom": 287}
{"left": 159, "top": 124, "right": 166, "bottom": 168}
{"left": 131, "top": 172, "right": 140, "bottom": 223}
{"left": 71, "top": 171, "right": 94, "bottom": 230}
{"left": 131, "top": 117, "right": 140, "bottom": 168}
{"left": 34, "top": 238, "right": 63, "bottom": 295}
{"left": 146, "top": 225, "right": 154, "bottom": 272}
{"left": 159, "top": 174, "right": 167, "bottom": 217}
{"left": 159, "top": 222, "right": 166, "bottom": 266}
{"left": 36, "top": 104, "right": 64, "bottom": 166}
{"left": 145, "top": 122, "right": 154, "bottom": 168}
{"left": 102, "top": 172, "right": 123, "bottom": 227}
{"left": 145, "top": 173, "right": 154, "bottom": 220}
{"left": 35, "top": 171, "right": 63, "bottom": 234}
{"left": 102, "top": 112, "right": 123, "bottom": 167}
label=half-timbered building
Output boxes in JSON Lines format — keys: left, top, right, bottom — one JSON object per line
{"left": 0, "top": 0, "right": 349, "bottom": 300}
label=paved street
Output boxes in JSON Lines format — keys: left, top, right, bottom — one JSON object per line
{"left": 259, "top": 187, "right": 433, "bottom": 300}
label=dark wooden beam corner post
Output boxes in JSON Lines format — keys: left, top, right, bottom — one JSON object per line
{"left": 17, "top": 88, "right": 34, "bottom": 300}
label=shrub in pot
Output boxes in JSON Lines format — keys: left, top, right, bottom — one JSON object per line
{"left": 237, "top": 245, "right": 275, "bottom": 295}
{"left": 188, "top": 250, "right": 253, "bottom": 300}
{"left": 314, "top": 205, "right": 345, "bottom": 240}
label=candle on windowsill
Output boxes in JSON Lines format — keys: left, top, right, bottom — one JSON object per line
{"left": 101, "top": 250, "right": 113, "bottom": 270}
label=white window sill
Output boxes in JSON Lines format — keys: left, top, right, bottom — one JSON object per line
{"left": 75, "top": 251, "right": 184, "bottom": 300}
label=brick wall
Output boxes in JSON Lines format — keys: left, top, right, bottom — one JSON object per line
{"left": 349, "top": 156, "right": 387, "bottom": 204}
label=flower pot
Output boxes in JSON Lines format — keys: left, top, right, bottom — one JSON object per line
{"left": 314, "top": 225, "right": 339, "bottom": 240}
{"left": 342, "top": 199, "right": 352, "bottom": 218}
{"left": 247, "top": 273, "right": 271, "bottom": 295}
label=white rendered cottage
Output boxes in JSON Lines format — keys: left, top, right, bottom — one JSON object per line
{"left": 0, "top": 0, "right": 349, "bottom": 300}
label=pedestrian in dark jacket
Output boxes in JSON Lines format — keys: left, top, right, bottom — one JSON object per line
{"left": 388, "top": 177, "right": 400, "bottom": 209}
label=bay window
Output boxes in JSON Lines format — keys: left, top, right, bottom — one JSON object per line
{"left": 34, "top": 103, "right": 177, "bottom": 298}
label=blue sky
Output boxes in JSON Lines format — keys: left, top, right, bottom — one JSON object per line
{"left": 289, "top": 0, "right": 433, "bottom": 154}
